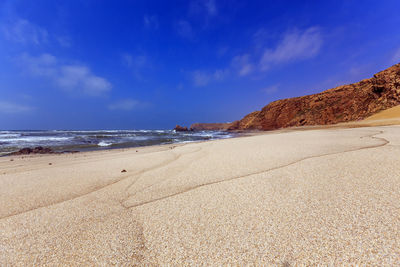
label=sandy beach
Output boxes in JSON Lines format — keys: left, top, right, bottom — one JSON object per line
{"left": 1, "top": 125, "right": 400, "bottom": 265}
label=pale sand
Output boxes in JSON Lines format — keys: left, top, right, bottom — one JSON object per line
{"left": 1, "top": 126, "right": 400, "bottom": 265}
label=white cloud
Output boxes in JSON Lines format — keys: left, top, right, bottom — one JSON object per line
{"left": 260, "top": 27, "right": 322, "bottom": 70}
{"left": 57, "top": 65, "right": 111, "bottom": 96}
{"left": 2, "top": 18, "right": 48, "bottom": 45}
{"left": 261, "top": 84, "right": 279, "bottom": 94}
{"left": 231, "top": 54, "right": 255, "bottom": 76}
{"left": 16, "top": 53, "right": 112, "bottom": 96}
{"left": 175, "top": 20, "right": 194, "bottom": 39}
{"left": 107, "top": 99, "right": 141, "bottom": 111}
{"left": 144, "top": 15, "right": 159, "bottom": 29}
{"left": 0, "top": 101, "right": 33, "bottom": 114}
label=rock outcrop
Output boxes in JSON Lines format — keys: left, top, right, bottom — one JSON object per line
{"left": 190, "top": 123, "right": 231, "bottom": 131}
{"left": 174, "top": 125, "right": 189, "bottom": 131}
{"left": 11, "top": 146, "right": 54, "bottom": 155}
{"left": 228, "top": 63, "right": 400, "bottom": 130}
{"left": 9, "top": 147, "right": 79, "bottom": 156}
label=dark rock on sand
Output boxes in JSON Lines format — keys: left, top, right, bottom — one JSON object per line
{"left": 11, "top": 146, "right": 54, "bottom": 155}
{"left": 9, "top": 147, "right": 79, "bottom": 156}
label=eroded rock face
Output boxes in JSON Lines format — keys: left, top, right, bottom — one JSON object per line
{"left": 229, "top": 63, "right": 400, "bottom": 130}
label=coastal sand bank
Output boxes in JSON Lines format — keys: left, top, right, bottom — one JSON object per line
{"left": 1, "top": 126, "right": 400, "bottom": 265}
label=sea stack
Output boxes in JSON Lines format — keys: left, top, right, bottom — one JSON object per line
{"left": 174, "top": 125, "right": 189, "bottom": 131}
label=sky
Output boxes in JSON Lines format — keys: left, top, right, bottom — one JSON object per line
{"left": 1, "top": 0, "right": 400, "bottom": 130}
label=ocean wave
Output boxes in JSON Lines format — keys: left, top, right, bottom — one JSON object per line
{"left": 0, "top": 129, "right": 237, "bottom": 154}
{"left": 0, "top": 136, "right": 72, "bottom": 143}
{"left": 97, "top": 141, "right": 113, "bottom": 147}
{"left": 0, "top": 133, "right": 21, "bottom": 138}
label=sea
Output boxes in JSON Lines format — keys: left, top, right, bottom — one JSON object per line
{"left": 0, "top": 130, "right": 235, "bottom": 156}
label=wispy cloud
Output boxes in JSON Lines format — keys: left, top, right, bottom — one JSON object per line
{"left": 192, "top": 71, "right": 211, "bottom": 86}
{"left": 213, "top": 69, "right": 229, "bottom": 80}
{"left": 0, "top": 101, "right": 34, "bottom": 114}
{"left": 191, "top": 69, "right": 228, "bottom": 86}
{"left": 57, "top": 36, "right": 72, "bottom": 47}
{"left": 144, "top": 15, "right": 159, "bottom": 30}
{"left": 121, "top": 53, "right": 151, "bottom": 80}
{"left": 231, "top": 54, "right": 255, "bottom": 76}
{"left": 193, "top": 26, "right": 323, "bottom": 83}
{"left": 18, "top": 53, "right": 57, "bottom": 76}
{"left": 261, "top": 84, "right": 279, "bottom": 94}
{"left": 1, "top": 18, "right": 48, "bottom": 45}
{"left": 260, "top": 27, "right": 323, "bottom": 70}
{"left": 186, "top": 26, "right": 322, "bottom": 87}
{"left": 57, "top": 65, "right": 111, "bottom": 96}
{"left": 108, "top": 99, "right": 147, "bottom": 111}
{"left": 175, "top": 20, "right": 194, "bottom": 39}
{"left": 176, "top": 0, "right": 217, "bottom": 40}
{"left": 189, "top": 0, "right": 218, "bottom": 16}
{"left": 1, "top": 17, "right": 73, "bottom": 48}
{"left": 16, "top": 53, "right": 112, "bottom": 96}
{"left": 122, "top": 53, "right": 148, "bottom": 68}
{"left": 205, "top": 0, "right": 217, "bottom": 16}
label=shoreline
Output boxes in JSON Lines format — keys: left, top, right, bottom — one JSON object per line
{"left": 0, "top": 130, "right": 240, "bottom": 157}
{"left": 3, "top": 116, "right": 398, "bottom": 159}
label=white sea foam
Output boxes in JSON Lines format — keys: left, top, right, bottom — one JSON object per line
{"left": 98, "top": 141, "right": 112, "bottom": 147}
{"left": 0, "top": 129, "right": 235, "bottom": 154}
{"left": 0, "top": 134, "right": 21, "bottom": 138}
{"left": 0, "top": 136, "right": 71, "bottom": 143}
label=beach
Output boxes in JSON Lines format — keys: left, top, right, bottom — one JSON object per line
{"left": 1, "top": 125, "right": 400, "bottom": 265}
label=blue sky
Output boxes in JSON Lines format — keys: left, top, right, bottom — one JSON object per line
{"left": 1, "top": 0, "right": 400, "bottom": 130}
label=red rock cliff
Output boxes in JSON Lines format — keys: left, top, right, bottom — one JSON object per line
{"left": 228, "top": 63, "right": 400, "bottom": 130}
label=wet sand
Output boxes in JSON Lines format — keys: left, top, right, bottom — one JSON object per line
{"left": 1, "top": 126, "right": 400, "bottom": 265}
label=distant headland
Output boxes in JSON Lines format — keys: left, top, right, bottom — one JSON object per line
{"left": 187, "top": 63, "right": 400, "bottom": 131}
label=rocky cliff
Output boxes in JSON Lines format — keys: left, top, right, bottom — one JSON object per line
{"left": 228, "top": 63, "right": 400, "bottom": 130}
